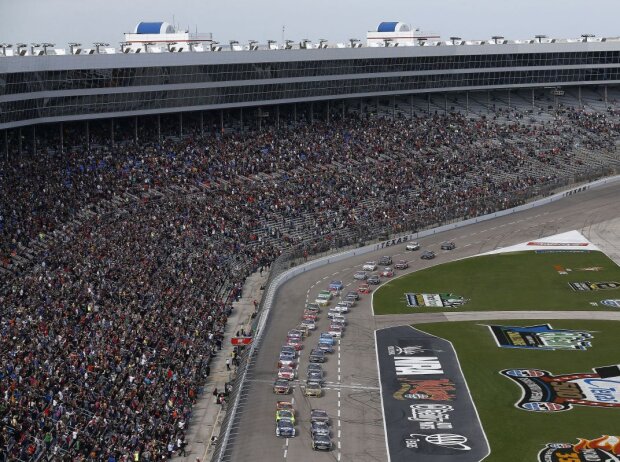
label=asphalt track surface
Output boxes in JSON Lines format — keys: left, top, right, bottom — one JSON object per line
{"left": 229, "top": 181, "right": 620, "bottom": 462}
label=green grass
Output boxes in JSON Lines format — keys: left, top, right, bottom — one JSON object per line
{"left": 416, "top": 320, "right": 620, "bottom": 462}
{"left": 374, "top": 251, "right": 620, "bottom": 314}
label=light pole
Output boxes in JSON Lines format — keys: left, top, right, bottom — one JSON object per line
{"left": 68, "top": 42, "right": 81, "bottom": 54}
{"left": 491, "top": 35, "right": 504, "bottom": 44}
{"left": 93, "top": 42, "right": 109, "bottom": 54}
{"left": 41, "top": 43, "right": 54, "bottom": 55}
{"left": 449, "top": 36, "right": 461, "bottom": 45}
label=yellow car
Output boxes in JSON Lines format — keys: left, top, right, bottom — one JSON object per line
{"left": 276, "top": 409, "right": 296, "bottom": 425}
{"left": 304, "top": 383, "right": 323, "bottom": 397}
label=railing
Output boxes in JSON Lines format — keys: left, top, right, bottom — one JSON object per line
{"left": 211, "top": 166, "right": 620, "bottom": 461}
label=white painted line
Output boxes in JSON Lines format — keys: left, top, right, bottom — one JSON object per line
{"left": 284, "top": 449, "right": 287, "bottom": 458}
{"left": 338, "top": 409, "right": 341, "bottom": 417}
{"left": 332, "top": 272, "right": 339, "bottom": 276}
{"left": 338, "top": 391, "right": 341, "bottom": 398}
{"left": 337, "top": 452, "right": 341, "bottom": 461}
{"left": 338, "top": 441, "right": 341, "bottom": 449}
{"left": 338, "top": 420, "right": 341, "bottom": 427}
{"left": 338, "top": 374, "right": 341, "bottom": 381}
{"left": 338, "top": 400, "right": 341, "bottom": 408}
{"left": 286, "top": 439, "right": 289, "bottom": 447}
{"left": 345, "top": 282, "right": 351, "bottom": 287}
{"left": 338, "top": 429, "right": 341, "bottom": 438}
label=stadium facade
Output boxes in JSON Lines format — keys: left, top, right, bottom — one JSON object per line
{"left": 1, "top": 22, "right": 620, "bottom": 143}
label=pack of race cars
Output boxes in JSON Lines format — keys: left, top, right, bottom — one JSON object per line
{"left": 271, "top": 239, "right": 456, "bottom": 450}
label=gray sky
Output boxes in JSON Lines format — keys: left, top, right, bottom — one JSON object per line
{"left": 0, "top": 0, "right": 618, "bottom": 48}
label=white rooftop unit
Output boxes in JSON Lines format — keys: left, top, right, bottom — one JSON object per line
{"left": 124, "top": 21, "right": 213, "bottom": 49}
{"left": 366, "top": 21, "right": 440, "bottom": 46}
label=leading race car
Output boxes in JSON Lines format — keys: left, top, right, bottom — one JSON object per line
{"left": 276, "top": 418, "right": 296, "bottom": 438}
{"left": 394, "top": 259, "right": 409, "bottom": 270}
{"left": 441, "top": 241, "right": 456, "bottom": 250}
{"left": 379, "top": 267, "right": 394, "bottom": 277}
{"left": 328, "top": 280, "right": 344, "bottom": 292}
{"left": 362, "top": 261, "right": 377, "bottom": 271}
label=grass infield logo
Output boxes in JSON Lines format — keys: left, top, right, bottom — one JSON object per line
{"left": 538, "top": 435, "right": 620, "bottom": 461}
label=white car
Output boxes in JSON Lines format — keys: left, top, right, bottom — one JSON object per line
{"left": 406, "top": 242, "right": 420, "bottom": 251}
{"left": 328, "top": 326, "right": 343, "bottom": 338}
{"left": 362, "top": 261, "right": 377, "bottom": 271}
{"left": 300, "top": 319, "right": 317, "bottom": 330}
{"left": 331, "top": 304, "right": 349, "bottom": 313}
{"left": 353, "top": 271, "right": 368, "bottom": 280}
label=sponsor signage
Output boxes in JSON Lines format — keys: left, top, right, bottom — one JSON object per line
{"left": 601, "top": 299, "right": 620, "bottom": 308}
{"left": 501, "top": 365, "right": 620, "bottom": 412}
{"left": 569, "top": 281, "right": 620, "bottom": 291}
{"left": 488, "top": 324, "right": 593, "bottom": 351}
{"left": 379, "top": 234, "right": 415, "bottom": 249}
{"left": 538, "top": 435, "right": 620, "bottom": 462}
{"left": 406, "top": 293, "right": 468, "bottom": 308}
{"left": 376, "top": 326, "right": 489, "bottom": 462}
{"left": 231, "top": 337, "right": 253, "bottom": 346}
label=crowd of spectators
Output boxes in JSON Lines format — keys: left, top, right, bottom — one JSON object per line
{"left": 1, "top": 106, "right": 619, "bottom": 461}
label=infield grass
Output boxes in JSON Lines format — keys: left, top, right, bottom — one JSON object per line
{"left": 416, "top": 320, "right": 620, "bottom": 462}
{"left": 374, "top": 250, "right": 620, "bottom": 314}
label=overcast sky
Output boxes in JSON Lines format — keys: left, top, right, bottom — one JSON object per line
{"left": 0, "top": 0, "right": 618, "bottom": 48}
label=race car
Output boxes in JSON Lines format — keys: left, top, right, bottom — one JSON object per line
{"left": 312, "top": 435, "right": 332, "bottom": 451}
{"left": 287, "top": 336, "right": 303, "bottom": 352}
{"left": 441, "top": 241, "right": 456, "bottom": 250}
{"left": 300, "top": 319, "right": 316, "bottom": 330}
{"left": 353, "top": 271, "right": 368, "bottom": 280}
{"left": 319, "top": 333, "right": 335, "bottom": 345}
{"left": 330, "top": 304, "right": 349, "bottom": 313}
{"left": 394, "top": 260, "right": 409, "bottom": 270}
{"left": 310, "top": 421, "right": 331, "bottom": 437}
{"left": 307, "top": 363, "right": 323, "bottom": 374}
{"left": 328, "top": 280, "right": 344, "bottom": 292}
{"left": 343, "top": 295, "right": 357, "bottom": 306}
{"left": 296, "top": 324, "right": 310, "bottom": 337}
{"left": 276, "top": 401, "right": 294, "bottom": 412}
{"left": 276, "top": 419, "right": 296, "bottom": 438}
{"left": 315, "top": 291, "right": 332, "bottom": 306}
{"left": 287, "top": 329, "right": 303, "bottom": 340}
{"left": 358, "top": 283, "right": 371, "bottom": 294}
{"left": 345, "top": 291, "right": 360, "bottom": 301}
{"left": 276, "top": 409, "right": 296, "bottom": 424}
{"left": 273, "top": 379, "right": 292, "bottom": 394}
{"left": 305, "top": 303, "right": 321, "bottom": 313}
{"left": 307, "top": 371, "right": 325, "bottom": 386}
{"left": 278, "top": 366, "right": 296, "bottom": 380}
{"left": 378, "top": 255, "right": 392, "bottom": 265}
{"left": 380, "top": 267, "right": 394, "bottom": 277}
{"left": 330, "top": 315, "right": 346, "bottom": 326}
{"left": 362, "top": 261, "right": 377, "bottom": 271}
{"left": 309, "top": 348, "right": 326, "bottom": 363}
{"left": 421, "top": 250, "right": 436, "bottom": 260}
{"left": 328, "top": 325, "right": 343, "bottom": 338}
{"left": 406, "top": 242, "right": 420, "bottom": 251}
{"left": 367, "top": 274, "right": 381, "bottom": 285}
{"left": 302, "top": 311, "right": 318, "bottom": 322}
{"left": 317, "top": 342, "right": 334, "bottom": 353}
{"left": 304, "top": 383, "right": 323, "bottom": 397}
{"left": 310, "top": 409, "right": 330, "bottom": 423}
{"left": 278, "top": 351, "right": 296, "bottom": 368}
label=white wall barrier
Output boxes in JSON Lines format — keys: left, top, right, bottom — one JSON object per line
{"left": 216, "top": 173, "right": 620, "bottom": 461}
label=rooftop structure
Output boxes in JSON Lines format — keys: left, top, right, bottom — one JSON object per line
{"left": 366, "top": 22, "right": 440, "bottom": 47}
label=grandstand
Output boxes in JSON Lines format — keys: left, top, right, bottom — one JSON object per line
{"left": 1, "top": 23, "right": 620, "bottom": 462}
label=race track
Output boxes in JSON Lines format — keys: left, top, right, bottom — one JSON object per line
{"left": 228, "top": 181, "right": 620, "bottom": 462}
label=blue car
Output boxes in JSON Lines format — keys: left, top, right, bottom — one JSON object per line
{"left": 328, "top": 280, "right": 344, "bottom": 292}
{"left": 276, "top": 419, "right": 296, "bottom": 437}
{"left": 319, "top": 333, "right": 335, "bottom": 345}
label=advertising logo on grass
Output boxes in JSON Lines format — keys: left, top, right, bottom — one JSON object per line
{"left": 393, "top": 379, "right": 456, "bottom": 401}
{"left": 488, "top": 324, "right": 593, "bottom": 351}
{"left": 569, "top": 281, "right": 620, "bottom": 291}
{"left": 501, "top": 364, "right": 620, "bottom": 412}
{"left": 601, "top": 299, "right": 620, "bottom": 308}
{"left": 405, "top": 293, "right": 468, "bottom": 308}
{"left": 538, "top": 435, "right": 620, "bottom": 462}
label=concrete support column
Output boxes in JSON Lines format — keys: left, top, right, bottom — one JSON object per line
{"left": 466, "top": 92, "right": 469, "bottom": 114}
{"left": 32, "top": 126, "right": 36, "bottom": 155}
{"left": 427, "top": 93, "right": 430, "bottom": 113}
{"left": 110, "top": 119, "right": 115, "bottom": 147}
{"left": 444, "top": 93, "right": 448, "bottom": 113}
{"left": 4, "top": 129, "right": 8, "bottom": 161}
{"left": 220, "top": 110, "right": 224, "bottom": 133}
{"left": 60, "top": 123, "right": 64, "bottom": 153}
{"left": 508, "top": 89, "right": 511, "bottom": 109}
{"left": 179, "top": 113, "right": 183, "bottom": 138}
{"left": 532, "top": 88, "right": 535, "bottom": 110}
{"left": 86, "top": 121, "right": 90, "bottom": 150}
{"left": 135, "top": 116, "right": 138, "bottom": 142}
{"left": 200, "top": 111, "right": 204, "bottom": 136}
{"left": 240, "top": 107, "right": 243, "bottom": 132}
{"left": 310, "top": 102, "right": 314, "bottom": 124}
{"left": 276, "top": 105, "right": 280, "bottom": 129}
{"left": 327, "top": 100, "right": 330, "bottom": 123}
{"left": 18, "top": 128, "right": 22, "bottom": 155}
{"left": 293, "top": 104, "right": 297, "bottom": 123}
{"left": 410, "top": 94, "right": 414, "bottom": 118}
{"left": 157, "top": 115, "right": 161, "bottom": 142}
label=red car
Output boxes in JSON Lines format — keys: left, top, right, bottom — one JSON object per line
{"left": 286, "top": 337, "right": 304, "bottom": 350}
{"left": 380, "top": 267, "right": 394, "bottom": 277}
{"left": 278, "top": 367, "right": 296, "bottom": 380}
{"left": 358, "top": 283, "right": 371, "bottom": 294}
{"left": 303, "top": 311, "right": 318, "bottom": 321}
